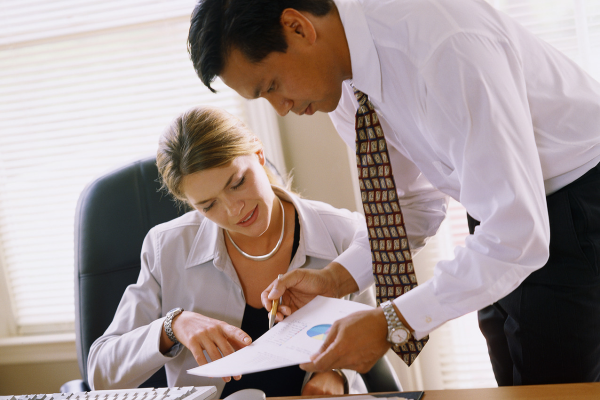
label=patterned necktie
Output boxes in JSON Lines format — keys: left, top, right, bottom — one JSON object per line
{"left": 353, "top": 88, "right": 428, "bottom": 367}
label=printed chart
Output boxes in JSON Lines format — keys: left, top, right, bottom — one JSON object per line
{"left": 306, "top": 324, "right": 332, "bottom": 341}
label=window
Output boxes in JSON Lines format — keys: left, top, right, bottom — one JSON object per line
{"left": 0, "top": 1, "right": 282, "bottom": 339}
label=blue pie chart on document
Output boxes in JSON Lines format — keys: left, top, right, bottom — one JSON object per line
{"left": 307, "top": 324, "right": 332, "bottom": 341}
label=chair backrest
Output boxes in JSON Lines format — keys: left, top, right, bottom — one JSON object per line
{"left": 361, "top": 355, "right": 403, "bottom": 393}
{"left": 74, "top": 156, "right": 402, "bottom": 393}
{"left": 74, "top": 157, "right": 182, "bottom": 387}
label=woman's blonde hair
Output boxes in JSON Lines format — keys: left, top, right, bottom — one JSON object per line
{"left": 157, "top": 106, "right": 285, "bottom": 205}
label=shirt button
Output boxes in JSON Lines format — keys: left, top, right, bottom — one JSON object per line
{"left": 425, "top": 316, "right": 432, "bottom": 323}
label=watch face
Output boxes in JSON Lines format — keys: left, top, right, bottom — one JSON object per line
{"left": 168, "top": 307, "right": 182, "bottom": 317}
{"left": 390, "top": 328, "right": 409, "bottom": 345}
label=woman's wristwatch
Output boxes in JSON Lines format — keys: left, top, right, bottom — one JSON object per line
{"left": 164, "top": 307, "right": 184, "bottom": 344}
{"left": 381, "top": 300, "right": 411, "bottom": 348}
{"left": 333, "top": 369, "right": 349, "bottom": 394}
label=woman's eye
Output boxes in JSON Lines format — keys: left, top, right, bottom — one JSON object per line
{"left": 232, "top": 176, "right": 245, "bottom": 190}
{"left": 203, "top": 202, "right": 215, "bottom": 212}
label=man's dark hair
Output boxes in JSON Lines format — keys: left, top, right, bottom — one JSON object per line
{"left": 188, "top": 0, "right": 334, "bottom": 92}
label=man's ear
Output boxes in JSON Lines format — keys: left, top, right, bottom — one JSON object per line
{"left": 280, "top": 8, "right": 317, "bottom": 45}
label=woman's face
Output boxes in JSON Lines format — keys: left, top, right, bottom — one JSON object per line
{"left": 181, "top": 149, "right": 276, "bottom": 237}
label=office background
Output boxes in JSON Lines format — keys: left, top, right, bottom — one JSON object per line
{"left": 0, "top": 0, "right": 598, "bottom": 395}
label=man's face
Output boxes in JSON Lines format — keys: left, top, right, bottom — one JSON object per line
{"left": 220, "top": 46, "right": 345, "bottom": 117}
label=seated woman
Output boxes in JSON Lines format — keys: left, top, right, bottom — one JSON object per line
{"left": 87, "top": 106, "right": 375, "bottom": 397}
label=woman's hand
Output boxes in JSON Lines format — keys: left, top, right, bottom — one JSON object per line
{"left": 301, "top": 370, "right": 346, "bottom": 396}
{"left": 160, "top": 311, "right": 252, "bottom": 382}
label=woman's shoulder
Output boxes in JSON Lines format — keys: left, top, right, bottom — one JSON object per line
{"left": 144, "top": 210, "right": 220, "bottom": 266}
{"left": 148, "top": 210, "right": 214, "bottom": 241}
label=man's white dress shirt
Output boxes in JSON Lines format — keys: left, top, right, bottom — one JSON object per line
{"left": 330, "top": 0, "right": 600, "bottom": 339}
{"left": 88, "top": 187, "right": 374, "bottom": 395}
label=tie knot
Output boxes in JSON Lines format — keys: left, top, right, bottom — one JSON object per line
{"left": 352, "top": 87, "right": 371, "bottom": 110}
{"left": 352, "top": 87, "right": 367, "bottom": 102}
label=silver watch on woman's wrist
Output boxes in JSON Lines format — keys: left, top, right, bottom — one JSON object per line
{"left": 164, "top": 307, "right": 184, "bottom": 344}
{"left": 381, "top": 300, "right": 411, "bottom": 347}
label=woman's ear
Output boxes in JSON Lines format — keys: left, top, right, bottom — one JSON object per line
{"left": 255, "top": 148, "right": 266, "bottom": 166}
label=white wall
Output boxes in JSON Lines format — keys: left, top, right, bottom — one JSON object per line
{"left": 0, "top": 360, "right": 80, "bottom": 395}
{"left": 277, "top": 112, "right": 360, "bottom": 212}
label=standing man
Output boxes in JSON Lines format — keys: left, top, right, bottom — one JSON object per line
{"left": 187, "top": 0, "right": 600, "bottom": 386}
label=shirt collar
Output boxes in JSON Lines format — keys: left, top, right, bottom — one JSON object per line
{"left": 334, "top": 0, "right": 383, "bottom": 102}
{"left": 184, "top": 186, "right": 340, "bottom": 270}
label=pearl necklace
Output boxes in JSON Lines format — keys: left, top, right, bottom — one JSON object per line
{"left": 226, "top": 198, "right": 285, "bottom": 261}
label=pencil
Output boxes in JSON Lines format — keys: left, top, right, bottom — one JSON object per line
{"left": 268, "top": 274, "right": 284, "bottom": 329}
{"left": 268, "top": 298, "right": 279, "bottom": 329}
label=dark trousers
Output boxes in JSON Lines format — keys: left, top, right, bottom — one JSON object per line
{"left": 468, "top": 161, "right": 600, "bottom": 386}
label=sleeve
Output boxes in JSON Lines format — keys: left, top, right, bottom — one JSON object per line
{"left": 332, "top": 218, "right": 374, "bottom": 294}
{"left": 329, "top": 83, "right": 449, "bottom": 291}
{"left": 395, "top": 33, "right": 550, "bottom": 339}
{"left": 87, "top": 230, "right": 184, "bottom": 390}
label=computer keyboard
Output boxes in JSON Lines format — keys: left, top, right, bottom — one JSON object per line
{"left": 0, "top": 387, "right": 217, "bottom": 400}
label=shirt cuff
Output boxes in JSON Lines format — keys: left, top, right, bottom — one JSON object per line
{"left": 392, "top": 281, "right": 448, "bottom": 340}
{"left": 334, "top": 242, "right": 374, "bottom": 294}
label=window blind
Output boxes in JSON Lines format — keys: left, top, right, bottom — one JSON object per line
{"left": 493, "top": 0, "right": 600, "bottom": 79}
{"left": 0, "top": 1, "right": 246, "bottom": 335}
{"left": 420, "top": 199, "right": 498, "bottom": 390}
{"left": 431, "top": 200, "right": 497, "bottom": 389}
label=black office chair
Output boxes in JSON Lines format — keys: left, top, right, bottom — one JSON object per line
{"left": 62, "top": 156, "right": 401, "bottom": 393}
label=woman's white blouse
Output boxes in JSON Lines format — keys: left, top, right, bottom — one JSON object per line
{"left": 87, "top": 186, "right": 375, "bottom": 395}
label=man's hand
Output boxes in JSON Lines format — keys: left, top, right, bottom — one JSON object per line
{"left": 160, "top": 311, "right": 252, "bottom": 382}
{"left": 300, "top": 308, "right": 391, "bottom": 373}
{"left": 301, "top": 370, "right": 345, "bottom": 396}
{"left": 261, "top": 262, "right": 359, "bottom": 322}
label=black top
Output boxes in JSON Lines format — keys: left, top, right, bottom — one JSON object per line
{"left": 220, "top": 210, "right": 304, "bottom": 398}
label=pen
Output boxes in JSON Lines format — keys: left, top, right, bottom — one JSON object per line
{"left": 268, "top": 274, "right": 284, "bottom": 329}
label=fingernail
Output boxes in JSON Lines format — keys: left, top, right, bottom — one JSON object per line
{"left": 243, "top": 337, "right": 251, "bottom": 344}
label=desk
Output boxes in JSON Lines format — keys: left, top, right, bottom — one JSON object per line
{"left": 422, "top": 382, "right": 600, "bottom": 400}
{"left": 267, "top": 382, "right": 600, "bottom": 400}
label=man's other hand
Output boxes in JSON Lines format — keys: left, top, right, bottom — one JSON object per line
{"left": 300, "top": 308, "right": 391, "bottom": 373}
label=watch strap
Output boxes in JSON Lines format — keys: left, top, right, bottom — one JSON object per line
{"left": 333, "top": 369, "right": 349, "bottom": 394}
{"left": 381, "top": 300, "right": 400, "bottom": 331}
{"left": 164, "top": 307, "right": 183, "bottom": 345}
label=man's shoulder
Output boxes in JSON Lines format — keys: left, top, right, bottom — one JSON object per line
{"left": 361, "top": 0, "right": 503, "bottom": 60}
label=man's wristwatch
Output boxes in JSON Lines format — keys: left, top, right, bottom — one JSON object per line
{"left": 164, "top": 307, "right": 184, "bottom": 345}
{"left": 381, "top": 300, "right": 411, "bottom": 346}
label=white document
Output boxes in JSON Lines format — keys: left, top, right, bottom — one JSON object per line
{"left": 187, "top": 296, "right": 373, "bottom": 378}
